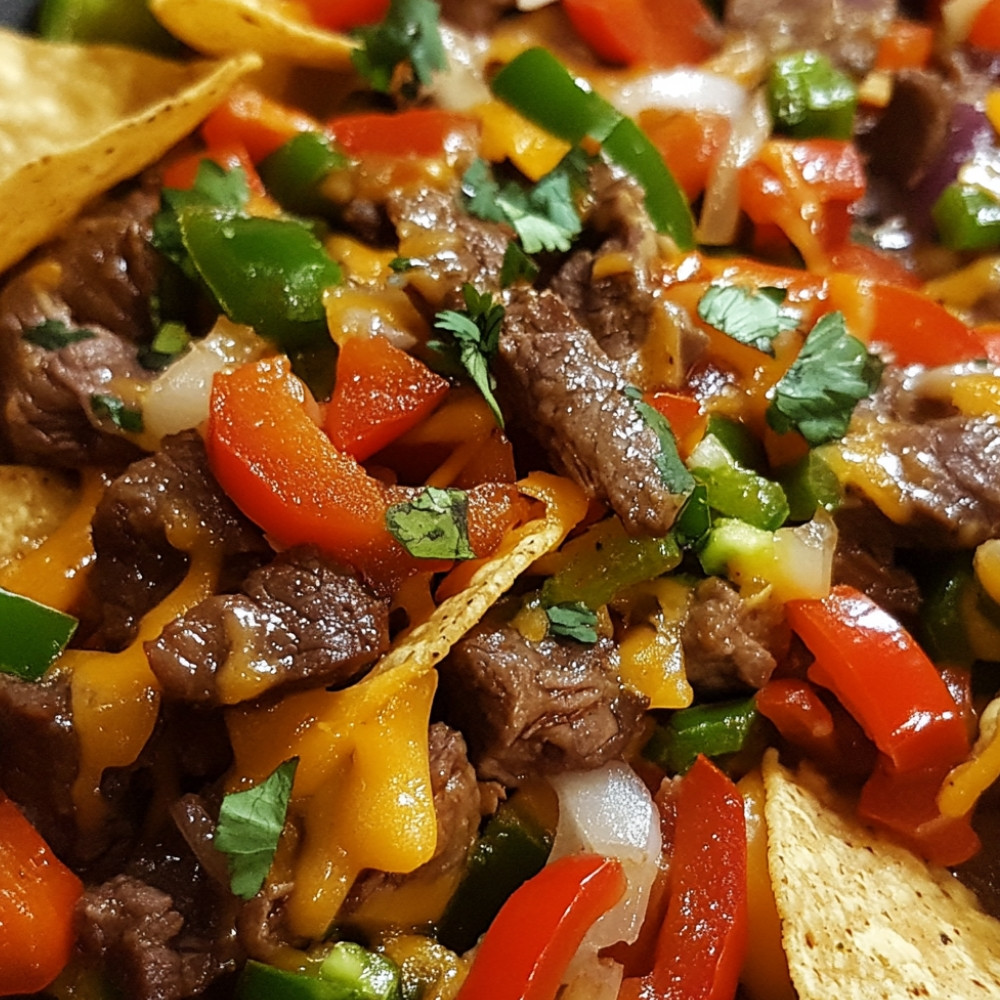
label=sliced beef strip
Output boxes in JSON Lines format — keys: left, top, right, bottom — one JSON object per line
{"left": 147, "top": 546, "right": 391, "bottom": 706}
{"left": 681, "top": 577, "right": 789, "bottom": 695}
{"left": 90, "top": 430, "right": 270, "bottom": 649}
{"left": 343, "top": 722, "right": 481, "bottom": 912}
{"left": 496, "top": 286, "right": 686, "bottom": 535}
{"left": 437, "top": 613, "right": 647, "bottom": 787}
{"left": 437, "top": 0, "right": 517, "bottom": 32}
{"left": 0, "top": 184, "right": 164, "bottom": 467}
{"left": 386, "top": 186, "right": 513, "bottom": 310}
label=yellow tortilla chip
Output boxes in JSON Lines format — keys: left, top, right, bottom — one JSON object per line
{"left": 0, "top": 30, "right": 259, "bottom": 273}
{"left": 0, "top": 465, "right": 77, "bottom": 566}
{"left": 763, "top": 750, "right": 1000, "bottom": 999}
{"left": 149, "top": 0, "right": 356, "bottom": 67}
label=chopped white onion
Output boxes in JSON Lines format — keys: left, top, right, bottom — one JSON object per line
{"left": 604, "top": 69, "right": 747, "bottom": 121}
{"left": 548, "top": 761, "right": 661, "bottom": 984}
{"left": 517, "top": 0, "right": 559, "bottom": 8}
{"left": 427, "top": 24, "right": 492, "bottom": 110}
{"left": 142, "top": 317, "right": 267, "bottom": 441}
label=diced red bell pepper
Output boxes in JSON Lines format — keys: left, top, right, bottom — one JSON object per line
{"left": 454, "top": 853, "right": 625, "bottom": 1000}
{"left": 327, "top": 109, "right": 479, "bottom": 159}
{"left": 786, "top": 585, "right": 971, "bottom": 775}
{"left": 325, "top": 336, "right": 449, "bottom": 461}
{"left": 620, "top": 755, "right": 747, "bottom": 1000}
{"left": 160, "top": 139, "right": 269, "bottom": 201}
{"left": 0, "top": 794, "right": 82, "bottom": 996}
{"left": 298, "top": 0, "right": 390, "bottom": 31}
{"left": 645, "top": 390, "right": 706, "bottom": 459}
{"left": 874, "top": 19, "right": 934, "bottom": 70}
{"left": 969, "top": 0, "right": 1000, "bottom": 51}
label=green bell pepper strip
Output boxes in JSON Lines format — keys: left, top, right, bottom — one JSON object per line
{"left": 177, "top": 208, "right": 342, "bottom": 352}
{"left": 921, "top": 554, "right": 1000, "bottom": 666}
{"left": 490, "top": 47, "right": 695, "bottom": 250}
{"left": 932, "top": 183, "right": 1000, "bottom": 251}
{"left": 644, "top": 695, "right": 761, "bottom": 775}
{"left": 37, "top": 0, "right": 183, "bottom": 53}
{"left": 238, "top": 944, "right": 402, "bottom": 1000}
{"left": 0, "top": 587, "right": 77, "bottom": 682}
{"left": 258, "top": 133, "right": 347, "bottom": 218}
{"left": 703, "top": 414, "right": 766, "bottom": 470}
{"left": 767, "top": 50, "right": 857, "bottom": 141}
{"left": 436, "top": 797, "right": 554, "bottom": 955}
{"left": 777, "top": 449, "right": 841, "bottom": 522}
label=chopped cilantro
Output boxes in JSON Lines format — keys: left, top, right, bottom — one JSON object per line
{"left": 624, "top": 386, "right": 695, "bottom": 495}
{"left": 674, "top": 484, "right": 711, "bottom": 549}
{"left": 500, "top": 240, "right": 539, "bottom": 287}
{"left": 351, "top": 0, "right": 446, "bottom": 100}
{"left": 389, "top": 256, "right": 416, "bottom": 273}
{"left": 215, "top": 758, "right": 298, "bottom": 901}
{"left": 767, "top": 311, "right": 884, "bottom": 445}
{"left": 23, "top": 319, "right": 95, "bottom": 350}
{"left": 697, "top": 283, "right": 799, "bottom": 356}
{"left": 432, "top": 284, "right": 505, "bottom": 427}
{"left": 385, "top": 486, "right": 475, "bottom": 560}
{"left": 90, "top": 393, "right": 143, "bottom": 433}
{"left": 139, "top": 321, "right": 191, "bottom": 371}
{"left": 546, "top": 601, "right": 599, "bottom": 644}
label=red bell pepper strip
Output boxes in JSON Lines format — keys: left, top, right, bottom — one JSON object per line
{"left": 969, "top": 0, "right": 1000, "bottom": 51}
{"left": 454, "top": 853, "right": 625, "bottom": 1000}
{"left": 298, "top": 0, "right": 390, "bottom": 32}
{"left": 620, "top": 755, "right": 748, "bottom": 1000}
{"left": 325, "top": 336, "right": 449, "bottom": 461}
{"left": 645, "top": 390, "right": 706, "bottom": 460}
{"left": 874, "top": 18, "right": 934, "bottom": 70}
{"left": 786, "top": 585, "right": 971, "bottom": 775}
{"left": 327, "top": 109, "right": 479, "bottom": 159}
{"left": 0, "top": 794, "right": 83, "bottom": 995}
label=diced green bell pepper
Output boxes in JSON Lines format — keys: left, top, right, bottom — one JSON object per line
{"left": 0, "top": 586, "right": 77, "bottom": 681}
{"left": 703, "top": 414, "right": 766, "bottom": 470}
{"left": 436, "top": 796, "right": 553, "bottom": 954}
{"left": 644, "top": 695, "right": 761, "bottom": 775}
{"left": 767, "top": 50, "right": 857, "bottom": 141}
{"left": 238, "top": 944, "right": 401, "bottom": 1000}
{"left": 259, "top": 133, "right": 347, "bottom": 218}
{"left": 932, "top": 183, "right": 1000, "bottom": 251}
{"left": 177, "top": 208, "right": 342, "bottom": 351}
{"left": 777, "top": 449, "right": 841, "bottom": 521}
{"left": 490, "top": 47, "right": 695, "bottom": 250}
{"left": 922, "top": 554, "right": 1000, "bottom": 666}
{"left": 37, "top": 0, "right": 183, "bottom": 53}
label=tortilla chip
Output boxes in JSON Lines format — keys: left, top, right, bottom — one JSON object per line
{"left": 763, "top": 750, "right": 1000, "bottom": 999}
{"left": 149, "top": 0, "right": 356, "bottom": 67}
{"left": 0, "top": 30, "right": 259, "bottom": 273}
{"left": 0, "top": 465, "right": 77, "bottom": 566}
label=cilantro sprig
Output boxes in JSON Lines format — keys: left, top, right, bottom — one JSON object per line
{"left": 351, "top": 0, "right": 447, "bottom": 100}
{"left": 23, "top": 319, "right": 95, "bottom": 350}
{"left": 767, "top": 311, "right": 883, "bottom": 445}
{"left": 546, "top": 601, "right": 599, "bottom": 644}
{"left": 697, "top": 283, "right": 799, "bottom": 356}
{"left": 623, "top": 386, "right": 695, "bottom": 495}
{"left": 215, "top": 758, "right": 298, "bottom": 901}
{"left": 385, "top": 486, "right": 475, "bottom": 560}
{"left": 432, "top": 284, "right": 505, "bottom": 426}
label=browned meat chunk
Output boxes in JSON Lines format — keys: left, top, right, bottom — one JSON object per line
{"left": 681, "top": 577, "right": 789, "bottom": 694}
{"left": 437, "top": 614, "right": 646, "bottom": 787}
{"left": 497, "top": 286, "right": 687, "bottom": 535}
{"left": 147, "top": 546, "right": 390, "bottom": 705}
{"left": 0, "top": 185, "right": 163, "bottom": 466}
{"left": 91, "top": 431, "right": 270, "bottom": 649}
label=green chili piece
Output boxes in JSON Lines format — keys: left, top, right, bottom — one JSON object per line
{"left": 0, "top": 586, "right": 78, "bottom": 682}
{"left": 767, "top": 50, "right": 857, "bottom": 140}
{"left": 490, "top": 47, "right": 695, "bottom": 249}
{"left": 177, "top": 208, "right": 342, "bottom": 351}
{"left": 436, "top": 797, "right": 553, "bottom": 954}
{"left": 319, "top": 942, "right": 402, "bottom": 1000}
{"left": 259, "top": 132, "right": 347, "bottom": 217}
{"left": 921, "top": 554, "right": 1000, "bottom": 666}
{"left": 644, "top": 695, "right": 760, "bottom": 775}
{"left": 932, "top": 183, "right": 1000, "bottom": 251}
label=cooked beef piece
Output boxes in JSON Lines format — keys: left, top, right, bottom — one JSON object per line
{"left": 237, "top": 881, "right": 300, "bottom": 963}
{"left": 91, "top": 430, "right": 270, "bottom": 649}
{"left": 0, "top": 185, "right": 163, "bottom": 466}
{"left": 681, "top": 577, "right": 788, "bottom": 694}
{"left": 438, "top": 0, "right": 516, "bottom": 32}
{"left": 832, "top": 504, "right": 922, "bottom": 626}
{"left": 497, "top": 287, "right": 686, "bottom": 535}
{"left": 386, "top": 186, "right": 512, "bottom": 309}
{"left": 724, "top": 0, "right": 894, "bottom": 74}
{"left": 0, "top": 673, "right": 78, "bottom": 857}
{"left": 344, "top": 723, "right": 481, "bottom": 912}
{"left": 437, "top": 614, "right": 646, "bottom": 787}
{"left": 147, "top": 546, "right": 391, "bottom": 705}
{"left": 76, "top": 873, "right": 237, "bottom": 1000}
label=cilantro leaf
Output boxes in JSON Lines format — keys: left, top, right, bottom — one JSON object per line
{"left": 215, "top": 758, "right": 298, "bottom": 901}
{"left": 624, "top": 386, "right": 695, "bottom": 495}
{"left": 546, "top": 601, "right": 599, "bottom": 644}
{"left": 23, "top": 319, "right": 95, "bottom": 350}
{"left": 351, "top": 0, "right": 446, "bottom": 100}
{"left": 90, "top": 393, "right": 143, "bottom": 433}
{"left": 697, "top": 283, "right": 799, "bottom": 356}
{"left": 461, "top": 158, "right": 507, "bottom": 224}
{"left": 432, "top": 284, "right": 505, "bottom": 426}
{"left": 385, "top": 486, "right": 475, "bottom": 560}
{"left": 139, "top": 322, "right": 191, "bottom": 371}
{"left": 500, "top": 241, "right": 539, "bottom": 287}
{"left": 767, "top": 311, "right": 884, "bottom": 445}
